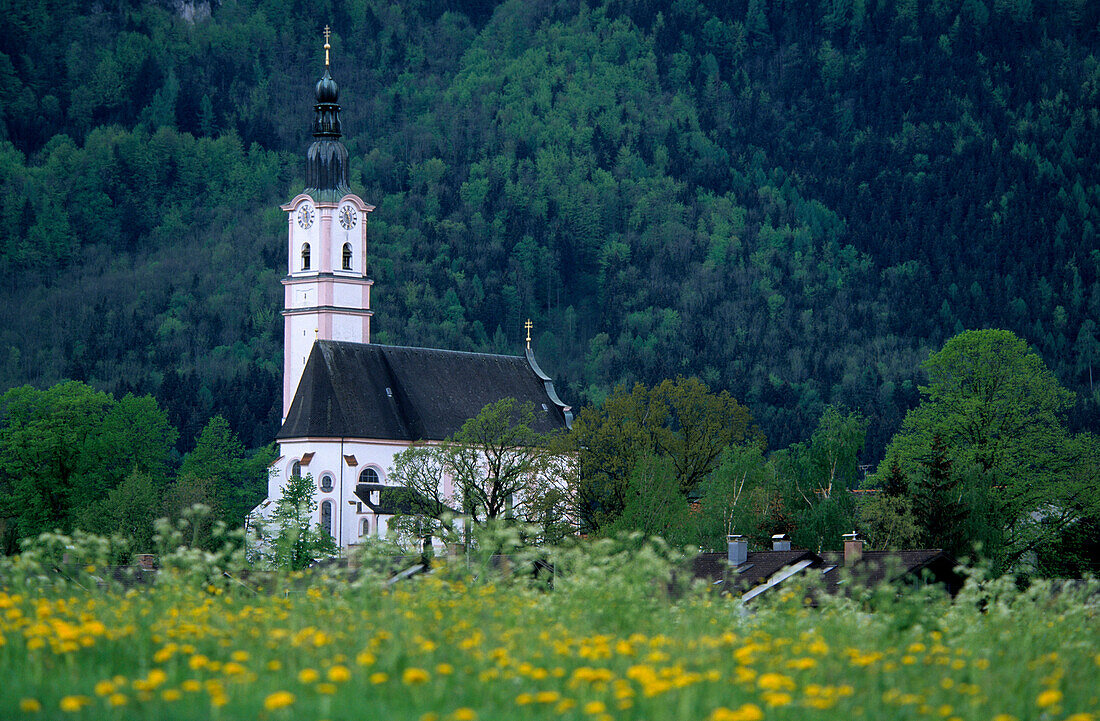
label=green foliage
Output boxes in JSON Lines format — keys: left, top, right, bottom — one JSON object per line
{"left": 0, "top": 0, "right": 1096, "bottom": 466}
{"left": 256, "top": 472, "right": 338, "bottom": 571}
{"left": 177, "top": 415, "right": 277, "bottom": 527}
{"left": 877, "top": 329, "right": 1100, "bottom": 570}
{"left": 0, "top": 381, "right": 176, "bottom": 539}
{"left": 771, "top": 406, "right": 867, "bottom": 551}
{"left": 572, "top": 377, "right": 758, "bottom": 532}
{"left": 388, "top": 398, "right": 574, "bottom": 543}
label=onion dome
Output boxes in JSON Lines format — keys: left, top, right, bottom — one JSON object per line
{"left": 305, "top": 26, "right": 350, "bottom": 202}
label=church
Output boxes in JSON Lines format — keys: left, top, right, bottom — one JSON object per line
{"left": 249, "top": 32, "right": 573, "bottom": 550}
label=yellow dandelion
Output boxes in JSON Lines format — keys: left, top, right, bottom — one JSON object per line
{"left": 452, "top": 709, "right": 478, "bottom": 721}
{"left": 403, "top": 667, "right": 430, "bottom": 685}
{"left": 230, "top": 650, "right": 249, "bottom": 662}
{"left": 370, "top": 672, "right": 389, "bottom": 684}
{"left": 316, "top": 683, "right": 338, "bottom": 695}
{"left": 556, "top": 699, "right": 576, "bottom": 712}
{"left": 516, "top": 693, "right": 534, "bottom": 705}
{"left": 709, "top": 703, "right": 764, "bottom": 721}
{"left": 182, "top": 680, "right": 202, "bottom": 693}
{"left": 584, "top": 701, "right": 607, "bottom": 714}
{"left": 94, "top": 680, "right": 115, "bottom": 696}
{"left": 762, "top": 691, "right": 793, "bottom": 707}
{"left": 162, "top": 689, "right": 182, "bottom": 702}
{"left": 298, "top": 668, "right": 320, "bottom": 684}
{"left": 436, "top": 663, "right": 454, "bottom": 675}
{"left": 1064, "top": 714, "right": 1095, "bottom": 721}
{"left": 268, "top": 659, "right": 282, "bottom": 671}
{"left": 328, "top": 665, "right": 351, "bottom": 683}
{"left": 108, "top": 693, "right": 128, "bottom": 707}
{"left": 19, "top": 698, "right": 41, "bottom": 713}
{"left": 757, "top": 672, "right": 795, "bottom": 691}
{"left": 357, "top": 651, "right": 376, "bottom": 666}
{"left": 59, "top": 696, "right": 90, "bottom": 713}
{"left": 1037, "top": 689, "right": 1063, "bottom": 708}
{"left": 264, "top": 691, "right": 295, "bottom": 711}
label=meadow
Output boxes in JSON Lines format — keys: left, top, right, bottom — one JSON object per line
{"left": 0, "top": 535, "right": 1097, "bottom": 721}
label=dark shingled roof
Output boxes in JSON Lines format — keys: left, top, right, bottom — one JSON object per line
{"left": 820, "top": 549, "right": 963, "bottom": 595}
{"left": 689, "top": 550, "right": 822, "bottom": 594}
{"left": 278, "top": 341, "right": 572, "bottom": 441}
{"left": 686, "top": 548, "right": 962, "bottom": 600}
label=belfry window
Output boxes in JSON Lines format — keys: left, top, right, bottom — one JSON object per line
{"left": 342, "top": 243, "right": 352, "bottom": 270}
{"left": 301, "top": 243, "right": 311, "bottom": 270}
{"left": 320, "top": 500, "right": 333, "bottom": 536}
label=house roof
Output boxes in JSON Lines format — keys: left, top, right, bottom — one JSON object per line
{"left": 690, "top": 550, "right": 823, "bottom": 593}
{"left": 278, "top": 341, "right": 572, "bottom": 441}
{"left": 687, "top": 547, "right": 962, "bottom": 600}
{"left": 819, "top": 549, "right": 963, "bottom": 594}
{"left": 353, "top": 483, "right": 458, "bottom": 517}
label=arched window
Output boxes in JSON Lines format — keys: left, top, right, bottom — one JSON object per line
{"left": 319, "top": 474, "right": 334, "bottom": 493}
{"left": 301, "top": 243, "right": 311, "bottom": 270}
{"left": 360, "top": 518, "right": 370, "bottom": 538}
{"left": 359, "top": 467, "right": 380, "bottom": 484}
{"left": 320, "top": 501, "right": 333, "bottom": 536}
{"left": 342, "top": 243, "right": 352, "bottom": 270}
{"left": 290, "top": 461, "right": 302, "bottom": 479}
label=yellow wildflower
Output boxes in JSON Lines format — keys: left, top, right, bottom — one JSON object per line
{"left": 357, "top": 651, "right": 376, "bottom": 666}
{"left": 108, "top": 693, "right": 128, "bottom": 707}
{"left": 316, "top": 683, "right": 337, "bottom": 695}
{"left": 584, "top": 701, "right": 607, "bottom": 714}
{"left": 59, "top": 696, "right": 91, "bottom": 713}
{"left": 19, "top": 698, "right": 41, "bottom": 713}
{"left": 709, "top": 703, "right": 765, "bottom": 721}
{"left": 328, "top": 665, "right": 351, "bottom": 682}
{"left": 298, "top": 668, "right": 320, "bottom": 684}
{"left": 436, "top": 663, "right": 454, "bottom": 675}
{"left": 403, "top": 667, "right": 430, "bottom": 685}
{"left": 1037, "top": 689, "right": 1063, "bottom": 708}
{"left": 370, "top": 672, "right": 389, "bottom": 684}
{"left": 94, "top": 680, "right": 115, "bottom": 696}
{"left": 263, "top": 691, "right": 295, "bottom": 711}
{"left": 452, "top": 709, "right": 478, "bottom": 721}
{"left": 762, "top": 691, "right": 793, "bottom": 707}
{"left": 162, "top": 689, "right": 182, "bottom": 702}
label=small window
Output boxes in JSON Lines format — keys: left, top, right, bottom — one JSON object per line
{"left": 290, "top": 461, "right": 302, "bottom": 479}
{"left": 321, "top": 500, "right": 333, "bottom": 536}
{"left": 319, "top": 474, "right": 334, "bottom": 493}
{"left": 301, "top": 243, "right": 311, "bottom": 270}
{"left": 359, "top": 467, "right": 380, "bottom": 484}
{"left": 360, "top": 518, "right": 370, "bottom": 537}
{"left": 342, "top": 242, "right": 352, "bottom": 270}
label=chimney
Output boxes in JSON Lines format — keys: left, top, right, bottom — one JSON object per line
{"left": 771, "top": 533, "right": 791, "bottom": 551}
{"left": 727, "top": 535, "right": 748, "bottom": 566}
{"left": 842, "top": 532, "right": 863, "bottom": 565}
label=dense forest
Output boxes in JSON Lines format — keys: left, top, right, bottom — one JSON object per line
{"left": 1, "top": 0, "right": 1098, "bottom": 463}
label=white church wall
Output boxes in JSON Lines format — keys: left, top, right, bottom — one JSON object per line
{"left": 267, "top": 438, "right": 418, "bottom": 549}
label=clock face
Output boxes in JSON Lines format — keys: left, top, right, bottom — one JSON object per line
{"left": 338, "top": 205, "right": 357, "bottom": 230}
{"left": 297, "top": 205, "right": 315, "bottom": 229}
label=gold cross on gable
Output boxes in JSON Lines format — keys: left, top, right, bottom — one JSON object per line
{"left": 323, "top": 25, "right": 331, "bottom": 66}
{"left": 524, "top": 319, "right": 533, "bottom": 349}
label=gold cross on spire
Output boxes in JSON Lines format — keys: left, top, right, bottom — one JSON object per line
{"left": 524, "top": 319, "right": 533, "bottom": 350}
{"left": 323, "top": 25, "right": 331, "bottom": 67}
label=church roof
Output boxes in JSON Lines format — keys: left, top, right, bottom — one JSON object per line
{"left": 277, "top": 341, "right": 572, "bottom": 441}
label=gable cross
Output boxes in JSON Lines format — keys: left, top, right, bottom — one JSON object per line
{"left": 524, "top": 319, "right": 533, "bottom": 350}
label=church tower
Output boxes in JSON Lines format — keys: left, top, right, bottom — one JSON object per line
{"left": 280, "top": 28, "right": 375, "bottom": 420}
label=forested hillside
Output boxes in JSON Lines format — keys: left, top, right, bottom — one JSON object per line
{"left": 1, "top": 0, "right": 1097, "bottom": 460}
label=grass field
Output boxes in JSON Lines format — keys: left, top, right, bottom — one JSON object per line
{"left": 1, "top": 539, "right": 1097, "bottom": 720}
